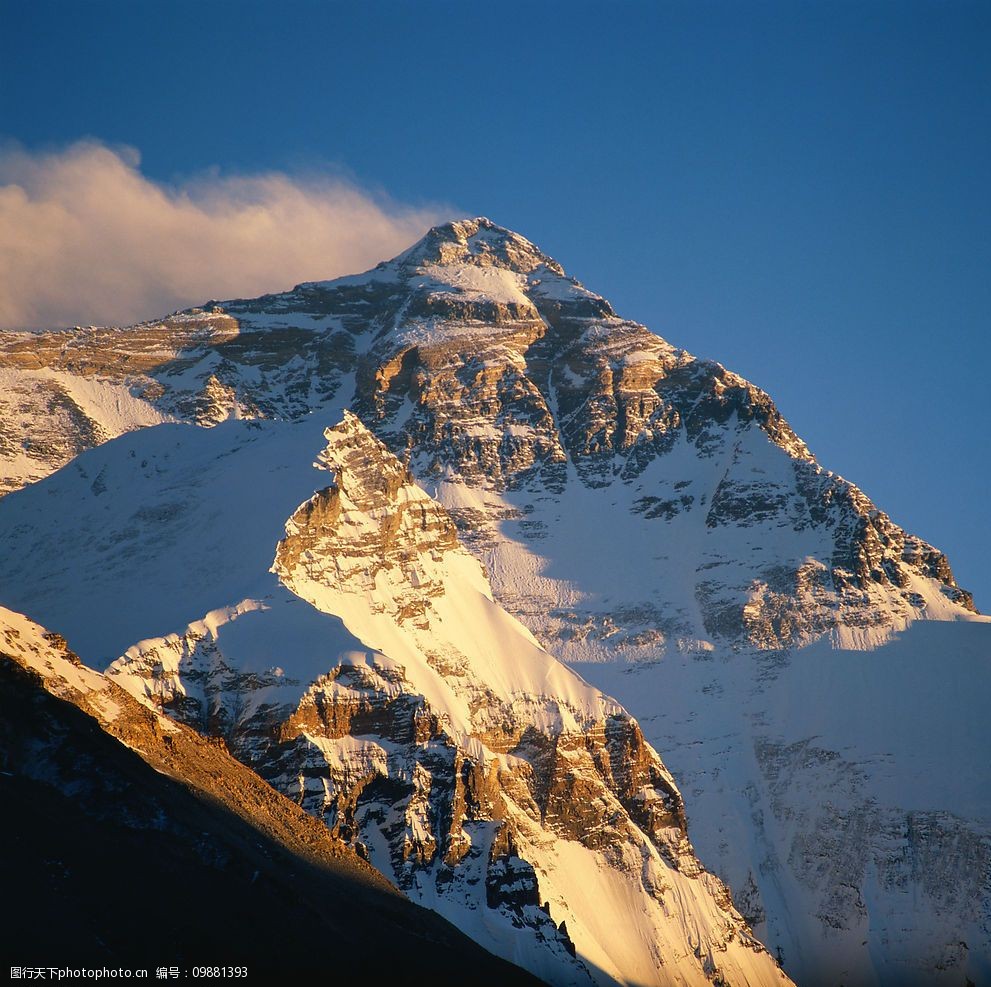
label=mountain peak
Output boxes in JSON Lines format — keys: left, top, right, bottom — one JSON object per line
{"left": 392, "top": 216, "right": 565, "bottom": 276}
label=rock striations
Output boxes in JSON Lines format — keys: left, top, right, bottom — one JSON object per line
{"left": 1, "top": 217, "right": 988, "bottom": 986}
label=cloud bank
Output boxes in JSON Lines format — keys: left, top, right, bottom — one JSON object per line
{"left": 0, "top": 141, "right": 449, "bottom": 328}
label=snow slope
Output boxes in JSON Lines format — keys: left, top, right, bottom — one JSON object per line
{"left": 574, "top": 621, "right": 991, "bottom": 987}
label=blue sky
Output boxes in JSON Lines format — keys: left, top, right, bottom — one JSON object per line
{"left": 2, "top": 0, "right": 989, "bottom": 607}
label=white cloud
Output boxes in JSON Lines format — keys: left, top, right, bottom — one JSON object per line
{"left": 0, "top": 141, "right": 450, "bottom": 328}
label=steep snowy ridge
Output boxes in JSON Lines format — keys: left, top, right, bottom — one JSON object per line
{"left": 101, "top": 414, "right": 787, "bottom": 987}
{"left": 1, "top": 217, "right": 987, "bottom": 985}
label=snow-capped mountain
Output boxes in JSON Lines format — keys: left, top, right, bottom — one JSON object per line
{"left": 0, "top": 219, "right": 974, "bottom": 638}
{"left": 1, "top": 217, "right": 987, "bottom": 985}
{"left": 0, "top": 605, "right": 543, "bottom": 982}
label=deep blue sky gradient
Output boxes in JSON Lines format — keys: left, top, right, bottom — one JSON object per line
{"left": 3, "top": 0, "right": 989, "bottom": 606}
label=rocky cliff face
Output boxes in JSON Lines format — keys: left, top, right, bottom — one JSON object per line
{"left": 1, "top": 217, "right": 987, "bottom": 985}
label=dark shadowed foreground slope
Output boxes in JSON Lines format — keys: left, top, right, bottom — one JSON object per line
{"left": 0, "top": 609, "right": 542, "bottom": 984}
